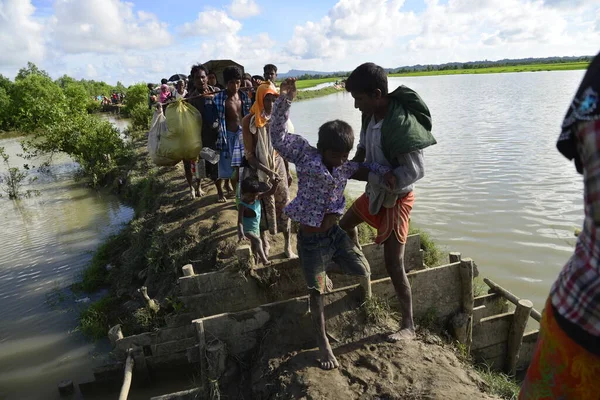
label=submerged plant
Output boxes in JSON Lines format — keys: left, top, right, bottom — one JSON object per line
{"left": 0, "top": 146, "right": 39, "bottom": 199}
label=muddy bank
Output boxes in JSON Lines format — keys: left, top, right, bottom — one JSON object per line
{"left": 77, "top": 135, "right": 519, "bottom": 399}
{"left": 75, "top": 135, "right": 297, "bottom": 337}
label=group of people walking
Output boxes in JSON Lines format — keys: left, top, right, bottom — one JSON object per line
{"left": 152, "top": 53, "right": 600, "bottom": 398}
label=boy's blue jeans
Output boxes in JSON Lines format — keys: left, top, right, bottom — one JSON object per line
{"left": 297, "top": 224, "right": 370, "bottom": 294}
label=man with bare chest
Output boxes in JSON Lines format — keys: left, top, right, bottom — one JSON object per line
{"left": 214, "top": 66, "right": 252, "bottom": 202}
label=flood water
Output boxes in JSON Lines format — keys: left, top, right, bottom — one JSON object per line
{"left": 0, "top": 116, "right": 134, "bottom": 400}
{"left": 291, "top": 70, "right": 586, "bottom": 317}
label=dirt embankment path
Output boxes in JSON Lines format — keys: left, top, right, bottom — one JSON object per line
{"left": 101, "top": 140, "right": 505, "bottom": 399}
{"left": 248, "top": 306, "right": 500, "bottom": 400}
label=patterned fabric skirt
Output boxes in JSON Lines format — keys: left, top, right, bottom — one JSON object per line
{"left": 519, "top": 298, "right": 600, "bottom": 400}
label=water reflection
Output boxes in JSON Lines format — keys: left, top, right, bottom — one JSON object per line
{"left": 0, "top": 129, "right": 133, "bottom": 399}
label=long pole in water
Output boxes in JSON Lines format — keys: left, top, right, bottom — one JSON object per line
{"left": 118, "top": 349, "right": 135, "bottom": 400}
{"left": 483, "top": 278, "right": 542, "bottom": 322}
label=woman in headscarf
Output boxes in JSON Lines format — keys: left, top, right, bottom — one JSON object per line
{"left": 519, "top": 53, "right": 600, "bottom": 399}
{"left": 241, "top": 82, "right": 297, "bottom": 259}
{"left": 159, "top": 83, "right": 172, "bottom": 103}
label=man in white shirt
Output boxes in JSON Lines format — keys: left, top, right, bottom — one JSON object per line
{"left": 340, "top": 63, "right": 436, "bottom": 342}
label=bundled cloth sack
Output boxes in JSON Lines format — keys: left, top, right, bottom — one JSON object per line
{"left": 147, "top": 99, "right": 203, "bottom": 166}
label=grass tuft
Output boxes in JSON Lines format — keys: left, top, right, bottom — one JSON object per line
{"left": 476, "top": 364, "right": 520, "bottom": 400}
{"left": 79, "top": 295, "right": 118, "bottom": 340}
{"left": 408, "top": 225, "right": 444, "bottom": 267}
{"left": 75, "top": 232, "right": 130, "bottom": 293}
{"left": 362, "top": 296, "right": 396, "bottom": 325}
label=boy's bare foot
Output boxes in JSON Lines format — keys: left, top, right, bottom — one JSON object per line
{"left": 224, "top": 181, "right": 233, "bottom": 193}
{"left": 325, "top": 275, "right": 333, "bottom": 292}
{"left": 387, "top": 328, "right": 416, "bottom": 343}
{"left": 217, "top": 194, "right": 227, "bottom": 203}
{"left": 263, "top": 241, "right": 270, "bottom": 257}
{"left": 195, "top": 188, "right": 204, "bottom": 197}
{"left": 319, "top": 345, "right": 339, "bottom": 370}
{"left": 189, "top": 188, "right": 196, "bottom": 199}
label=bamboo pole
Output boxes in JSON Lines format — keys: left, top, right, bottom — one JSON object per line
{"left": 483, "top": 278, "right": 541, "bottom": 322}
{"left": 506, "top": 299, "right": 533, "bottom": 376}
{"left": 182, "top": 264, "right": 195, "bottom": 277}
{"left": 118, "top": 349, "right": 134, "bottom": 400}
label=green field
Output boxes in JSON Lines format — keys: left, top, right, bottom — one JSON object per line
{"left": 390, "top": 62, "right": 589, "bottom": 77}
{"left": 290, "top": 77, "right": 340, "bottom": 89}
{"left": 296, "top": 87, "right": 341, "bottom": 101}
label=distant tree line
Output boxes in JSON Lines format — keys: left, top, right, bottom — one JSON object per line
{"left": 391, "top": 55, "right": 593, "bottom": 74}
{"left": 292, "top": 56, "right": 593, "bottom": 80}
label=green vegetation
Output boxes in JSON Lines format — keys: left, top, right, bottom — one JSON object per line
{"left": 408, "top": 225, "right": 444, "bottom": 267}
{"left": 294, "top": 77, "right": 340, "bottom": 89}
{"left": 75, "top": 231, "right": 131, "bottom": 293}
{"left": 362, "top": 296, "right": 396, "bottom": 325}
{"left": 390, "top": 61, "right": 589, "bottom": 78}
{"left": 296, "top": 87, "right": 341, "bottom": 101}
{"left": 79, "top": 295, "right": 118, "bottom": 340}
{"left": 0, "top": 146, "right": 38, "bottom": 199}
{"left": 476, "top": 364, "right": 520, "bottom": 399}
{"left": 0, "top": 62, "right": 156, "bottom": 187}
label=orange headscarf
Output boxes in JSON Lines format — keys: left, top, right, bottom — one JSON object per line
{"left": 250, "top": 82, "right": 279, "bottom": 128}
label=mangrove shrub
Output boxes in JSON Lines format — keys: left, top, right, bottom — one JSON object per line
{"left": 123, "top": 83, "right": 148, "bottom": 116}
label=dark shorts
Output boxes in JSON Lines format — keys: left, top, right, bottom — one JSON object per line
{"left": 297, "top": 224, "right": 370, "bottom": 294}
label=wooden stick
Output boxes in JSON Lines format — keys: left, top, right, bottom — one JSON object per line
{"left": 483, "top": 278, "right": 542, "bottom": 322}
{"left": 506, "top": 299, "right": 533, "bottom": 376}
{"left": 459, "top": 258, "right": 474, "bottom": 353}
{"left": 194, "top": 320, "right": 208, "bottom": 396}
{"left": 118, "top": 349, "right": 134, "bottom": 400}
{"left": 182, "top": 264, "right": 195, "bottom": 277}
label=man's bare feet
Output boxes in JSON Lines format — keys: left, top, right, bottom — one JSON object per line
{"left": 319, "top": 345, "right": 339, "bottom": 370}
{"left": 387, "top": 328, "right": 416, "bottom": 343}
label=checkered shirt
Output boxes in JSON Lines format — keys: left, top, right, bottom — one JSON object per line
{"left": 214, "top": 90, "right": 252, "bottom": 151}
{"left": 551, "top": 119, "right": 600, "bottom": 336}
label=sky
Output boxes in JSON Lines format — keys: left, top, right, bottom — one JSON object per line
{"left": 1, "top": 0, "right": 599, "bottom": 85}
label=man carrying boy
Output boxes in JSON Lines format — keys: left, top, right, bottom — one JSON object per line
{"left": 340, "top": 63, "right": 436, "bottom": 342}
{"left": 270, "top": 78, "right": 396, "bottom": 370}
{"left": 213, "top": 66, "right": 252, "bottom": 202}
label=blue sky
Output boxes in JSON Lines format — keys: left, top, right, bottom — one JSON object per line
{"left": 2, "top": 0, "right": 599, "bottom": 85}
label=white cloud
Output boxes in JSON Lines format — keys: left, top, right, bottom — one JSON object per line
{"left": 0, "top": 0, "right": 45, "bottom": 67}
{"left": 2, "top": 0, "right": 599, "bottom": 85}
{"left": 286, "top": 0, "right": 600, "bottom": 70}
{"left": 179, "top": 9, "right": 242, "bottom": 36}
{"left": 287, "top": 0, "right": 419, "bottom": 62}
{"left": 50, "top": 0, "right": 172, "bottom": 54}
{"left": 229, "top": 0, "right": 260, "bottom": 19}
{"left": 86, "top": 63, "right": 97, "bottom": 78}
